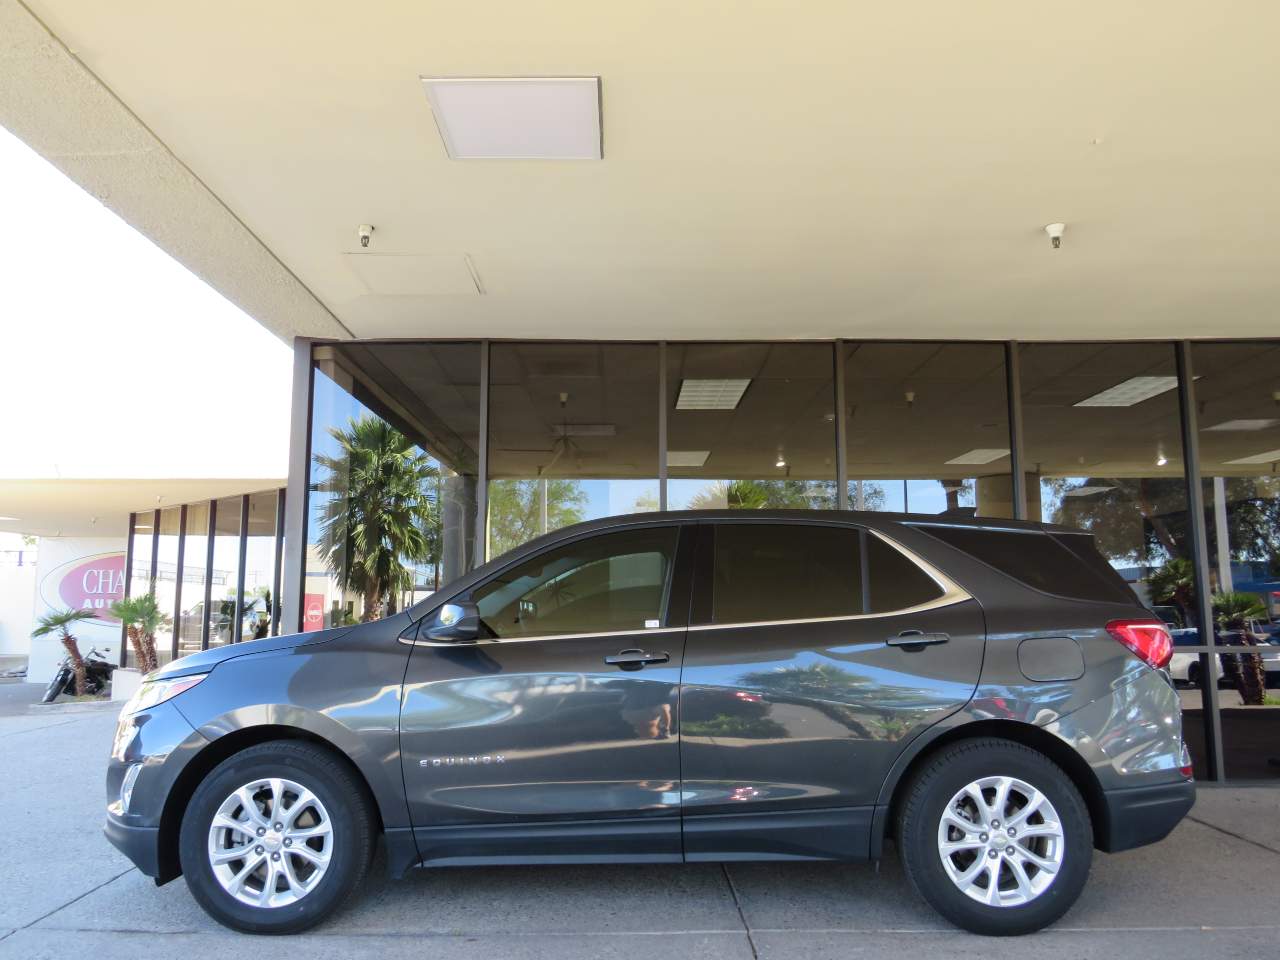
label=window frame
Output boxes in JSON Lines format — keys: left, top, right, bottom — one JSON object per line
{"left": 416, "top": 520, "right": 694, "bottom": 646}
{"left": 688, "top": 518, "right": 969, "bottom": 631}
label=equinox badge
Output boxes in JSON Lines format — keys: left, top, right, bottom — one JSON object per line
{"left": 421, "top": 755, "right": 505, "bottom": 767}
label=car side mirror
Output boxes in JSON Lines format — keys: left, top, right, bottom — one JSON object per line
{"left": 425, "top": 601, "right": 481, "bottom": 642}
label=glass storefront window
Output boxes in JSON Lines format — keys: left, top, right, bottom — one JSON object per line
{"left": 242, "top": 491, "right": 279, "bottom": 641}
{"left": 1192, "top": 341, "right": 1280, "bottom": 780}
{"left": 667, "top": 343, "right": 837, "bottom": 510}
{"left": 153, "top": 507, "right": 180, "bottom": 664}
{"left": 843, "top": 343, "right": 1011, "bottom": 518}
{"left": 130, "top": 511, "right": 154, "bottom": 596}
{"left": 207, "top": 496, "right": 241, "bottom": 648}
{"left": 308, "top": 343, "right": 482, "bottom": 627}
{"left": 178, "top": 502, "right": 209, "bottom": 654}
{"left": 487, "top": 343, "right": 660, "bottom": 556}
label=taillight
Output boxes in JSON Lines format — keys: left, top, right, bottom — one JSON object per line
{"left": 1106, "top": 619, "right": 1174, "bottom": 670}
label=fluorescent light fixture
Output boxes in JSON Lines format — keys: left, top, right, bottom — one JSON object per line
{"left": 676, "top": 379, "right": 752, "bottom": 410}
{"left": 0, "top": 516, "right": 19, "bottom": 521}
{"left": 1074, "top": 376, "right": 1178, "bottom": 407}
{"left": 1062, "top": 485, "right": 1115, "bottom": 498}
{"left": 421, "top": 77, "right": 602, "bottom": 159}
{"left": 666, "top": 450, "right": 711, "bottom": 468}
{"left": 944, "top": 448, "right": 1010, "bottom": 465}
{"left": 1225, "top": 448, "right": 1280, "bottom": 465}
{"left": 1205, "top": 419, "right": 1280, "bottom": 432}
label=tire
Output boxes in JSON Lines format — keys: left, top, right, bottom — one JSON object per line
{"left": 179, "top": 740, "right": 376, "bottom": 934}
{"left": 1186, "top": 663, "right": 1201, "bottom": 688}
{"left": 41, "top": 668, "right": 69, "bottom": 704}
{"left": 897, "top": 738, "right": 1092, "bottom": 936}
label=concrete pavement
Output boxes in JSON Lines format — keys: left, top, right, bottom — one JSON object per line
{"left": 1, "top": 706, "right": 1277, "bottom": 959}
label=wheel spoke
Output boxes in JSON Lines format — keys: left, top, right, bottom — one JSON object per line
{"left": 287, "top": 822, "right": 332, "bottom": 841}
{"left": 982, "top": 860, "right": 1002, "bottom": 904}
{"left": 1007, "top": 856, "right": 1036, "bottom": 900}
{"left": 991, "top": 777, "right": 1013, "bottom": 821}
{"left": 235, "top": 787, "right": 268, "bottom": 827}
{"left": 212, "top": 814, "right": 254, "bottom": 837}
{"left": 1015, "top": 843, "right": 1059, "bottom": 873}
{"left": 284, "top": 788, "right": 318, "bottom": 826}
{"left": 940, "top": 839, "right": 984, "bottom": 856}
{"left": 210, "top": 843, "right": 256, "bottom": 865}
{"left": 1006, "top": 790, "right": 1045, "bottom": 828}
{"left": 226, "top": 854, "right": 266, "bottom": 896}
{"left": 290, "top": 843, "right": 331, "bottom": 866}
{"left": 268, "top": 778, "right": 285, "bottom": 822}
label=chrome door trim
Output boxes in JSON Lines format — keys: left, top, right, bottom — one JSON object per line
{"left": 400, "top": 625, "right": 687, "bottom": 648}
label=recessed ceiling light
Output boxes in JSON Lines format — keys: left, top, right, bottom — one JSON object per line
{"left": 775, "top": 456, "right": 787, "bottom": 468}
{"left": 666, "top": 450, "right": 710, "bottom": 467}
{"left": 1225, "top": 448, "right": 1280, "bottom": 465}
{"left": 421, "top": 77, "right": 602, "bottom": 160}
{"left": 1074, "top": 376, "right": 1179, "bottom": 407}
{"left": 0, "top": 516, "right": 19, "bottom": 521}
{"left": 676, "top": 379, "right": 751, "bottom": 410}
{"left": 944, "top": 448, "right": 1010, "bottom": 465}
{"left": 1205, "top": 419, "right": 1280, "bottom": 432}
{"left": 1156, "top": 454, "right": 1169, "bottom": 467}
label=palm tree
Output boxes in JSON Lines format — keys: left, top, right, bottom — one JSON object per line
{"left": 109, "top": 592, "right": 170, "bottom": 674}
{"left": 1213, "top": 591, "right": 1267, "bottom": 706}
{"left": 312, "top": 416, "right": 438, "bottom": 621}
{"left": 1147, "top": 557, "right": 1196, "bottom": 627}
{"left": 31, "top": 608, "right": 97, "bottom": 697}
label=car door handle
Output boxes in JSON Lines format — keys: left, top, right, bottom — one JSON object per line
{"left": 604, "top": 649, "right": 670, "bottom": 670}
{"left": 887, "top": 630, "right": 950, "bottom": 648}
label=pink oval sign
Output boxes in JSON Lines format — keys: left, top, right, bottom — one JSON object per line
{"left": 56, "top": 553, "right": 126, "bottom": 623}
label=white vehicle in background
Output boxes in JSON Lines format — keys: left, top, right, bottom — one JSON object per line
{"left": 1167, "top": 624, "right": 1280, "bottom": 688}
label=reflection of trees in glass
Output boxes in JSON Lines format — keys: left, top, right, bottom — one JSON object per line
{"left": 1214, "top": 591, "right": 1267, "bottom": 706}
{"left": 1207, "top": 478, "right": 1280, "bottom": 575}
{"left": 1045, "top": 478, "right": 1190, "bottom": 565}
{"left": 312, "top": 416, "right": 438, "bottom": 621}
{"left": 938, "top": 479, "right": 974, "bottom": 513}
{"left": 687, "top": 479, "right": 838, "bottom": 511}
{"left": 1148, "top": 558, "right": 1196, "bottom": 627}
{"left": 487, "top": 478, "right": 587, "bottom": 558}
{"left": 848, "top": 482, "right": 888, "bottom": 511}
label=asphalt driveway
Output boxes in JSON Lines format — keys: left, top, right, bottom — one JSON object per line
{"left": 1, "top": 699, "right": 1277, "bottom": 959}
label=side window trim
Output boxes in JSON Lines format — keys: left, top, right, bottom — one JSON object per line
{"left": 688, "top": 521, "right": 969, "bottom": 631}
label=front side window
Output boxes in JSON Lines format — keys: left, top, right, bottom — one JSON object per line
{"left": 711, "top": 523, "right": 862, "bottom": 624}
{"left": 474, "top": 527, "right": 678, "bottom": 639}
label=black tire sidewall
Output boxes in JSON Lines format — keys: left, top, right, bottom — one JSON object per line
{"left": 179, "top": 743, "right": 371, "bottom": 934}
{"left": 900, "top": 742, "right": 1092, "bottom": 936}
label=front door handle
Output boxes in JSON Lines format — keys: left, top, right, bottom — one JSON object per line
{"left": 604, "top": 649, "right": 670, "bottom": 671}
{"left": 887, "top": 629, "right": 950, "bottom": 648}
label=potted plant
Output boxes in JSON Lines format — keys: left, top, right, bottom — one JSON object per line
{"left": 109, "top": 592, "right": 170, "bottom": 675}
{"left": 1212, "top": 591, "right": 1267, "bottom": 706}
{"left": 31, "top": 608, "right": 96, "bottom": 696}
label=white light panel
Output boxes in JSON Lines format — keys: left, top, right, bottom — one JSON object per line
{"left": 676, "top": 379, "right": 752, "bottom": 410}
{"left": 666, "top": 450, "right": 711, "bottom": 467}
{"left": 1205, "top": 419, "right": 1279, "bottom": 432}
{"left": 1224, "top": 448, "right": 1280, "bottom": 465}
{"left": 944, "top": 448, "right": 1010, "bottom": 465}
{"left": 421, "top": 77, "right": 602, "bottom": 159}
{"left": 1074, "top": 376, "right": 1179, "bottom": 407}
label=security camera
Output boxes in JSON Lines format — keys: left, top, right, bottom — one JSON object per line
{"left": 357, "top": 224, "right": 374, "bottom": 249}
{"left": 1044, "top": 222, "right": 1066, "bottom": 249}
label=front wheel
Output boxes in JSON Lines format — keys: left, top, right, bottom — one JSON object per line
{"left": 178, "top": 740, "right": 376, "bottom": 934}
{"left": 897, "top": 739, "right": 1092, "bottom": 936}
{"left": 41, "top": 667, "right": 70, "bottom": 704}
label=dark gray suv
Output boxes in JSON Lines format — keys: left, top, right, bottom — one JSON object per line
{"left": 105, "top": 511, "right": 1194, "bottom": 936}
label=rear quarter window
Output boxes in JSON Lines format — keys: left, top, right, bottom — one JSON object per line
{"left": 913, "top": 524, "right": 1135, "bottom": 604}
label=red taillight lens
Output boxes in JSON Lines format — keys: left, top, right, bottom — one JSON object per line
{"left": 1106, "top": 619, "right": 1174, "bottom": 670}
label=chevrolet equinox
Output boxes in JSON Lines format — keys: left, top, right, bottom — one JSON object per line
{"left": 106, "top": 511, "right": 1194, "bottom": 936}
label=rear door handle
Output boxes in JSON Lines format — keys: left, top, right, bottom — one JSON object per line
{"left": 887, "top": 630, "right": 950, "bottom": 648}
{"left": 604, "top": 649, "right": 670, "bottom": 671}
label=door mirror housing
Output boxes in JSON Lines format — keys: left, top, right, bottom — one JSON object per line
{"left": 425, "top": 601, "right": 481, "bottom": 642}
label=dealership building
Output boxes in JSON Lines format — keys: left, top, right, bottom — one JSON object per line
{"left": 2, "top": 3, "right": 1278, "bottom": 783}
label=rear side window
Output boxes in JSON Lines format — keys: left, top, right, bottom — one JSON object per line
{"left": 866, "top": 536, "right": 945, "bottom": 612}
{"left": 1049, "top": 532, "right": 1136, "bottom": 603}
{"left": 711, "top": 524, "right": 861, "bottom": 624}
{"left": 915, "top": 524, "right": 1131, "bottom": 603}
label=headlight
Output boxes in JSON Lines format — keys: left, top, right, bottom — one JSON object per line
{"left": 119, "top": 673, "right": 208, "bottom": 719}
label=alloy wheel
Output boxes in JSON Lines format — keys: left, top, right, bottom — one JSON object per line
{"left": 207, "top": 777, "right": 333, "bottom": 908}
{"left": 936, "top": 774, "right": 1065, "bottom": 908}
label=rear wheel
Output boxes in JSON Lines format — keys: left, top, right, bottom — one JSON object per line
{"left": 898, "top": 738, "right": 1092, "bottom": 936}
{"left": 179, "top": 740, "right": 375, "bottom": 933}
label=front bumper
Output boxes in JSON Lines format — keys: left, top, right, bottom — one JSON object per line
{"left": 1097, "top": 779, "right": 1195, "bottom": 853}
{"left": 104, "top": 814, "right": 162, "bottom": 878}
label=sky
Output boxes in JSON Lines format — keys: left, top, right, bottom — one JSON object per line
{"left": 0, "top": 124, "right": 292, "bottom": 480}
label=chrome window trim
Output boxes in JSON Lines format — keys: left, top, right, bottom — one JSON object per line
{"left": 401, "top": 625, "right": 686, "bottom": 648}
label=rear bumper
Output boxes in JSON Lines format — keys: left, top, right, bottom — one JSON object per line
{"left": 1097, "top": 779, "right": 1195, "bottom": 853}
{"left": 104, "top": 814, "right": 161, "bottom": 878}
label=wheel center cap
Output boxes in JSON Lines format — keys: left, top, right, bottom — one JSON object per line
{"left": 263, "top": 830, "right": 283, "bottom": 852}
{"left": 991, "top": 830, "right": 1008, "bottom": 847}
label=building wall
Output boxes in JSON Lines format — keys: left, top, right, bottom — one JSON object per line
{"left": 26, "top": 536, "right": 126, "bottom": 683}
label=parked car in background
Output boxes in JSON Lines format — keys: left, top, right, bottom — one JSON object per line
{"left": 1167, "top": 626, "right": 1280, "bottom": 688}
{"left": 105, "top": 512, "right": 1194, "bottom": 937}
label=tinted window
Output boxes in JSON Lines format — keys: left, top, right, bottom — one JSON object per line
{"left": 1049, "top": 532, "right": 1136, "bottom": 603}
{"left": 916, "top": 524, "right": 1127, "bottom": 602}
{"left": 866, "top": 535, "right": 944, "bottom": 612}
{"left": 474, "top": 527, "right": 677, "bottom": 639}
{"left": 711, "top": 524, "right": 861, "bottom": 624}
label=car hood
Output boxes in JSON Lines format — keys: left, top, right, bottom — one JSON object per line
{"left": 150, "top": 625, "right": 355, "bottom": 680}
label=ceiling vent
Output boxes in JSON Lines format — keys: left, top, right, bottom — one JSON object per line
{"left": 421, "top": 77, "right": 602, "bottom": 159}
